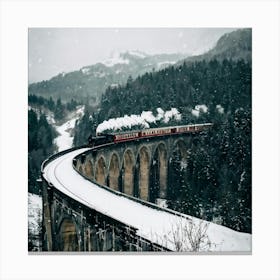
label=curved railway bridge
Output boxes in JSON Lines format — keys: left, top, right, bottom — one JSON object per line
{"left": 41, "top": 127, "right": 251, "bottom": 252}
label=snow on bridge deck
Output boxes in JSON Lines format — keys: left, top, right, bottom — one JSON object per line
{"left": 43, "top": 148, "right": 251, "bottom": 252}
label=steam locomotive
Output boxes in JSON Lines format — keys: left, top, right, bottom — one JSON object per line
{"left": 88, "top": 123, "right": 213, "bottom": 147}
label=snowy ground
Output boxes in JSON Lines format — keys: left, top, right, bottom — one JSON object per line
{"left": 54, "top": 106, "right": 84, "bottom": 152}
{"left": 28, "top": 193, "right": 42, "bottom": 251}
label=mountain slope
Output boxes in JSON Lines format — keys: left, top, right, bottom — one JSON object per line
{"left": 178, "top": 28, "right": 251, "bottom": 64}
{"left": 28, "top": 51, "right": 189, "bottom": 104}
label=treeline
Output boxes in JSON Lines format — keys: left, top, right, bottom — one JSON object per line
{"left": 28, "top": 109, "right": 57, "bottom": 194}
{"left": 168, "top": 108, "right": 251, "bottom": 233}
{"left": 28, "top": 94, "right": 80, "bottom": 121}
{"left": 28, "top": 94, "right": 81, "bottom": 194}
{"left": 99, "top": 59, "right": 251, "bottom": 122}
{"left": 73, "top": 107, "right": 99, "bottom": 146}
{"left": 28, "top": 69, "right": 105, "bottom": 104}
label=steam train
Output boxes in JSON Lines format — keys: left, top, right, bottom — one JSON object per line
{"left": 88, "top": 123, "right": 213, "bottom": 147}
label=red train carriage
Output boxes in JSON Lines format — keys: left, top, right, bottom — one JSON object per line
{"left": 114, "top": 131, "right": 140, "bottom": 142}
{"left": 141, "top": 127, "right": 172, "bottom": 137}
{"left": 94, "top": 123, "right": 213, "bottom": 146}
{"left": 174, "top": 123, "right": 212, "bottom": 134}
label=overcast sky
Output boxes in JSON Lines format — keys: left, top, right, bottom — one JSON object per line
{"left": 28, "top": 28, "right": 237, "bottom": 83}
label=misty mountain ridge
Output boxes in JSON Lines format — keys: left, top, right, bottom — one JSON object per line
{"left": 28, "top": 51, "right": 189, "bottom": 104}
{"left": 178, "top": 28, "right": 251, "bottom": 65}
{"left": 28, "top": 28, "right": 251, "bottom": 104}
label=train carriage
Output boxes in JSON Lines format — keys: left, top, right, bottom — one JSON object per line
{"left": 93, "top": 123, "right": 213, "bottom": 146}
{"left": 141, "top": 127, "right": 172, "bottom": 137}
{"left": 114, "top": 131, "right": 140, "bottom": 142}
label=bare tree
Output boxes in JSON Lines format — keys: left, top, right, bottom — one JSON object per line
{"left": 153, "top": 218, "right": 213, "bottom": 252}
{"left": 169, "top": 219, "right": 212, "bottom": 252}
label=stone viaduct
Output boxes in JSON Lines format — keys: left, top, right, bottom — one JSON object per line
{"left": 42, "top": 178, "right": 169, "bottom": 251}
{"left": 74, "top": 134, "right": 195, "bottom": 205}
{"left": 41, "top": 130, "right": 207, "bottom": 252}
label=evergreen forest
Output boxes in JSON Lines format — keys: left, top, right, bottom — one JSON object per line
{"left": 74, "top": 58, "right": 251, "bottom": 233}
{"left": 28, "top": 109, "right": 57, "bottom": 194}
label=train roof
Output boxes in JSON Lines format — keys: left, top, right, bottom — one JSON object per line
{"left": 98, "top": 123, "right": 213, "bottom": 136}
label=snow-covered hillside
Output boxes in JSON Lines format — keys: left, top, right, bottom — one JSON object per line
{"left": 54, "top": 106, "right": 84, "bottom": 152}
{"left": 102, "top": 51, "right": 130, "bottom": 67}
{"left": 28, "top": 51, "right": 189, "bottom": 103}
{"left": 28, "top": 193, "right": 42, "bottom": 251}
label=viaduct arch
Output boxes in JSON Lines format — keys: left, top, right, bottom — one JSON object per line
{"left": 122, "top": 149, "right": 135, "bottom": 196}
{"left": 95, "top": 156, "right": 106, "bottom": 185}
{"left": 76, "top": 133, "right": 197, "bottom": 205}
{"left": 150, "top": 142, "right": 168, "bottom": 203}
{"left": 108, "top": 153, "right": 120, "bottom": 191}
{"left": 136, "top": 146, "right": 150, "bottom": 201}
{"left": 58, "top": 218, "right": 79, "bottom": 251}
